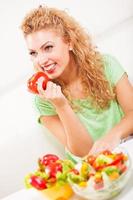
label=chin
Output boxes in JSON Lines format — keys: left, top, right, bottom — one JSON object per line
{"left": 48, "top": 71, "right": 63, "bottom": 80}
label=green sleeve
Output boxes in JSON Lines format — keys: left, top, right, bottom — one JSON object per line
{"left": 34, "top": 96, "right": 57, "bottom": 119}
{"left": 103, "top": 54, "right": 126, "bottom": 86}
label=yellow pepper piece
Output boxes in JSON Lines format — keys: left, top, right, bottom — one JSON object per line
{"left": 78, "top": 181, "right": 87, "bottom": 187}
{"left": 95, "top": 172, "right": 102, "bottom": 179}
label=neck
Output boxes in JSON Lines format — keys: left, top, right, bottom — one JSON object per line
{"left": 58, "top": 54, "right": 79, "bottom": 85}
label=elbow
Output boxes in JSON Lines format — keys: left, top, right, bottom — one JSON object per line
{"left": 68, "top": 142, "right": 93, "bottom": 158}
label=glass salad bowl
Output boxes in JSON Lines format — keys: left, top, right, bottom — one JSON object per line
{"left": 69, "top": 147, "right": 132, "bottom": 200}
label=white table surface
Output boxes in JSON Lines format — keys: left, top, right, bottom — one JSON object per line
{"left": 1, "top": 140, "right": 133, "bottom": 200}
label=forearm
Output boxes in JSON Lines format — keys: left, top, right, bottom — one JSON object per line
{"left": 88, "top": 110, "right": 133, "bottom": 155}
{"left": 108, "top": 110, "right": 133, "bottom": 139}
{"left": 55, "top": 103, "right": 93, "bottom": 157}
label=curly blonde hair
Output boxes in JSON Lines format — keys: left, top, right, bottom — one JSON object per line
{"left": 21, "top": 5, "right": 115, "bottom": 110}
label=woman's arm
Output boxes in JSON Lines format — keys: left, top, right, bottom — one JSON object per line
{"left": 41, "top": 104, "right": 93, "bottom": 156}
{"left": 89, "top": 73, "right": 133, "bottom": 154}
{"left": 114, "top": 73, "right": 133, "bottom": 138}
{"left": 38, "top": 82, "right": 93, "bottom": 157}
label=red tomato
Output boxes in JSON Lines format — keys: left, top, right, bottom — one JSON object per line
{"left": 89, "top": 172, "right": 95, "bottom": 177}
{"left": 69, "top": 168, "right": 79, "bottom": 175}
{"left": 86, "top": 155, "right": 96, "bottom": 165}
{"left": 116, "top": 162, "right": 127, "bottom": 174}
{"left": 94, "top": 180, "right": 104, "bottom": 190}
{"left": 46, "top": 162, "right": 63, "bottom": 178}
{"left": 47, "top": 177, "right": 57, "bottom": 183}
{"left": 30, "top": 175, "right": 47, "bottom": 190}
{"left": 101, "top": 150, "right": 112, "bottom": 156}
{"left": 92, "top": 160, "right": 106, "bottom": 171}
{"left": 27, "top": 72, "right": 49, "bottom": 94}
{"left": 92, "top": 152, "right": 125, "bottom": 171}
{"left": 94, "top": 173, "right": 104, "bottom": 190}
{"left": 108, "top": 153, "right": 124, "bottom": 166}
{"left": 41, "top": 154, "right": 59, "bottom": 166}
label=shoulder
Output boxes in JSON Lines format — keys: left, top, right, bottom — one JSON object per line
{"left": 102, "top": 54, "right": 121, "bottom": 66}
{"left": 102, "top": 54, "right": 126, "bottom": 85}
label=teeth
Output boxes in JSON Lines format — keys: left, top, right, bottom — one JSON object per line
{"left": 45, "top": 63, "right": 56, "bottom": 71}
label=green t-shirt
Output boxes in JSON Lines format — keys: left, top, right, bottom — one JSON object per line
{"left": 34, "top": 54, "right": 125, "bottom": 163}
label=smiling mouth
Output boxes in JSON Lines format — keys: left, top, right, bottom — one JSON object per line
{"left": 41, "top": 63, "right": 56, "bottom": 72}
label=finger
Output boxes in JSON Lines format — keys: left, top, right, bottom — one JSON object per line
{"left": 56, "top": 85, "right": 62, "bottom": 93}
{"left": 37, "top": 86, "right": 45, "bottom": 96}
{"left": 46, "top": 81, "right": 58, "bottom": 97}
{"left": 37, "top": 83, "right": 46, "bottom": 98}
{"left": 46, "top": 81, "right": 54, "bottom": 90}
{"left": 89, "top": 145, "right": 101, "bottom": 155}
{"left": 37, "top": 77, "right": 45, "bottom": 95}
{"left": 89, "top": 148, "right": 98, "bottom": 156}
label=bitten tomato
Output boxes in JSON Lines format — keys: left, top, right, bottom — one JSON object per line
{"left": 40, "top": 154, "right": 59, "bottom": 166}
{"left": 27, "top": 72, "right": 49, "bottom": 94}
{"left": 29, "top": 175, "right": 47, "bottom": 190}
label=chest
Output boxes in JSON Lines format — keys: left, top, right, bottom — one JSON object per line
{"left": 67, "top": 81, "right": 86, "bottom": 99}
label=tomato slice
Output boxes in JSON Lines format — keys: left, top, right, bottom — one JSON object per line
{"left": 86, "top": 155, "right": 96, "bottom": 165}
{"left": 30, "top": 175, "right": 47, "bottom": 190}
{"left": 46, "top": 162, "right": 63, "bottom": 178}
{"left": 40, "top": 154, "right": 59, "bottom": 166}
{"left": 101, "top": 150, "right": 112, "bottom": 156}
{"left": 27, "top": 72, "right": 49, "bottom": 94}
{"left": 94, "top": 179, "right": 104, "bottom": 190}
{"left": 69, "top": 168, "right": 79, "bottom": 175}
{"left": 117, "top": 163, "right": 127, "bottom": 174}
{"left": 92, "top": 152, "right": 125, "bottom": 171}
{"left": 108, "top": 153, "right": 124, "bottom": 166}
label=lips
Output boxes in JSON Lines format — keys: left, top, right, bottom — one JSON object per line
{"left": 44, "top": 63, "right": 56, "bottom": 70}
{"left": 42, "top": 63, "right": 56, "bottom": 74}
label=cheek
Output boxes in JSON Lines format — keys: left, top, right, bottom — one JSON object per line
{"left": 51, "top": 46, "right": 70, "bottom": 65}
{"left": 31, "top": 58, "right": 39, "bottom": 71}
{"left": 58, "top": 49, "right": 70, "bottom": 64}
{"left": 31, "top": 57, "right": 38, "bottom": 66}
{"left": 63, "top": 51, "right": 70, "bottom": 64}
{"left": 30, "top": 56, "right": 35, "bottom": 64}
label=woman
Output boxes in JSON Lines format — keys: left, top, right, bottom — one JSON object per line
{"left": 21, "top": 5, "right": 133, "bottom": 162}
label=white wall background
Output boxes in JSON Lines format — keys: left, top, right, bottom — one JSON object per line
{"left": 0, "top": 0, "right": 133, "bottom": 199}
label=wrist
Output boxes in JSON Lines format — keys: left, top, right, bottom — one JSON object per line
{"left": 106, "top": 130, "right": 122, "bottom": 144}
{"left": 54, "top": 101, "right": 70, "bottom": 111}
{"left": 50, "top": 96, "right": 68, "bottom": 108}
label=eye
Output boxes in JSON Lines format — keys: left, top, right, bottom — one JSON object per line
{"left": 45, "top": 45, "right": 53, "bottom": 52}
{"left": 29, "top": 51, "right": 37, "bottom": 57}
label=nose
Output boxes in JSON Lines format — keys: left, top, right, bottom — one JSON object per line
{"left": 37, "top": 52, "right": 48, "bottom": 66}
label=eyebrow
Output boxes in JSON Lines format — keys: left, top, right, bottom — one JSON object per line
{"left": 29, "top": 41, "right": 53, "bottom": 51}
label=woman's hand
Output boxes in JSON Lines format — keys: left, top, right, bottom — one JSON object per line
{"left": 88, "top": 132, "right": 121, "bottom": 155}
{"left": 37, "top": 80, "right": 68, "bottom": 108}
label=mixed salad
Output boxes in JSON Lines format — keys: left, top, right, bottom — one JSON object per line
{"left": 68, "top": 149, "right": 129, "bottom": 189}
{"left": 69, "top": 148, "right": 131, "bottom": 200}
{"left": 25, "top": 149, "right": 130, "bottom": 199}
{"left": 25, "top": 154, "right": 76, "bottom": 190}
